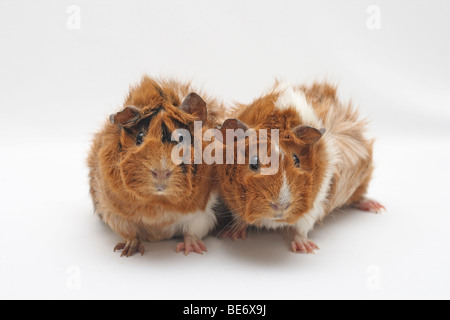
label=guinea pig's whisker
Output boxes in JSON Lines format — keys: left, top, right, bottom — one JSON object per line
{"left": 217, "top": 215, "right": 246, "bottom": 240}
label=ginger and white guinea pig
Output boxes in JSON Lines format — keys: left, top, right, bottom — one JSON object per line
{"left": 87, "top": 76, "right": 226, "bottom": 256}
{"left": 216, "top": 82, "right": 385, "bottom": 253}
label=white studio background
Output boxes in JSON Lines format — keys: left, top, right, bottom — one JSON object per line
{"left": 0, "top": 0, "right": 449, "bottom": 299}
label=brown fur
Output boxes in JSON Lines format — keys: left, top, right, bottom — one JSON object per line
{"left": 299, "top": 82, "right": 374, "bottom": 211}
{"left": 218, "top": 81, "right": 375, "bottom": 234}
{"left": 217, "top": 90, "right": 329, "bottom": 226}
{"left": 87, "top": 76, "right": 225, "bottom": 245}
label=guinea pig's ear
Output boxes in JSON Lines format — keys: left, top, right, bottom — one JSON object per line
{"left": 216, "top": 119, "right": 249, "bottom": 144}
{"left": 110, "top": 106, "right": 142, "bottom": 126}
{"left": 179, "top": 93, "right": 207, "bottom": 124}
{"left": 292, "top": 125, "right": 325, "bottom": 146}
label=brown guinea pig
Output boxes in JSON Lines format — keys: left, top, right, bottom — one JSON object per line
{"left": 216, "top": 81, "right": 385, "bottom": 253}
{"left": 87, "top": 76, "right": 226, "bottom": 256}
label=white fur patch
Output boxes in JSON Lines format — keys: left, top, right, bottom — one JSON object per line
{"left": 294, "top": 133, "right": 339, "bottom": 238}
{"left": 257, "top": 172, "right": 292, "bottom": 230}
{"left": 275, "top": 83, "right": 322, "bottom": 128}
{"left": 278, "top": 171, "right": 291, "bottom": 209}
{"left": 167, "top": 192, "right": 219, "bottom": 239}
{"left": 259, "top": 219, "right": 289, "bottom": 230}
{"left": 272, "top": 83, "right": 338, "bottom": 238}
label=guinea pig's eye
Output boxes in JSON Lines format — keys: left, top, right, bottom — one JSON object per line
{"left": 177, "top": 132, "right": 184, "bottom": 143}
{"left": 293, "top": 154, "right": 300, "bottom": 168}
{"left": 136, "top": 132, "right": 145, "bottom": 146}
{"left": 249, "top": 155, "right": 260, "bottom": 172}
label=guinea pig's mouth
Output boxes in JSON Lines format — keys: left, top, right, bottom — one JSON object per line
{"left": 156, "top": 188, "right": 171, "bottom": 195}
{"left": 249, "top": 216, "right": 289, "bottom": 226}
{"left": 151, "top": 184, "right": 170, "bottom": 196}
{"left": 261, "top": 212, "right": 290, "bottom": 223}
{"left": 268, "top": 217, "right": 289, "bottom": 223}
{"left": 273, "top": 212, "right": 286, "bottom": 220}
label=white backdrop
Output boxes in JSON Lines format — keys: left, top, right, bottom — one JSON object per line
{"left": 1, "top": 0, "right": 449, "bottom": 299}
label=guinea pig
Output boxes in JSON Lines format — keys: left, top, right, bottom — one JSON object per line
{"left": 87, "top": 76, "right": 226, "bottom": 256}
{"left": 216, "top": 81, "right": 385, "bottom": 253}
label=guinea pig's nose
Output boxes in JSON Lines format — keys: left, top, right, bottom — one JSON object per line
{"left": 151, "top": 169, "right": 173, "bottom": 180}
{"left": 271, "top": 202, "right": 291, "bottom": 212}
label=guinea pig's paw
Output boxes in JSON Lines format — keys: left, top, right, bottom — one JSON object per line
{"left": 354, "top": 199, "right": 386, "bottom": 214}
{"left": 114, "top": 239, "right": 145, "bottom": 257}
{"left": 176, "top": 235, "right": 207, "bottom": 256}
{"left": 291, "top": 237, "right": 319, "bottom": 254}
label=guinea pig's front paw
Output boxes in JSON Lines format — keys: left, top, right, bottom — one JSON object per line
{"left": 354, "top": 198, "right": 386, "bottom": 214}
{"left": 291, "top": 237, "right": 319, "bottom": 254}
{"left": 176, "top": 235, "right": 207, "bottom": 256}
{"left": 114, "top": 239, "right": 145, "bottom": 257}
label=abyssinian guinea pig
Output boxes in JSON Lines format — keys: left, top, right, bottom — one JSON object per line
{"left": 88, "top": 76, "right": 225, "bottom": 256}
{"left": 216, "top": 82, "right": 385, "bottom": 253}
